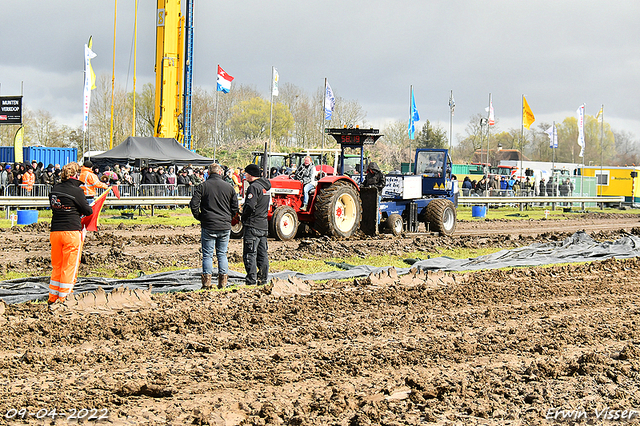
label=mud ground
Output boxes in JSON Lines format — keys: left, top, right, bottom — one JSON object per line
{"left": 1, "top": 213, "right": 640, "bottom": 425}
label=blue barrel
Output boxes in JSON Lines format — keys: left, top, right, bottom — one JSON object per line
{"left": 471, "top": 205, "right": 486, "bottom": 218}
{"left": 17, "top": 210, "right": 38, "bottom": 225}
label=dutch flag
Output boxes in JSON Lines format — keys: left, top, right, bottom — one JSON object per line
{"left": 217, "top": 65, "right": 234, "bottom": 93}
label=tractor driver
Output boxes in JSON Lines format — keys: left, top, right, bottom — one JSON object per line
{"left": 424, "top": 154, "right": 443, "bottom": 178}
{"left": 293, "top": 156, "right": 317, "bottom": 211}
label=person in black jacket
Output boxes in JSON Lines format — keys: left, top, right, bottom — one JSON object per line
{"left": 242, "top": 164, "right": 272, "bottom": 286}
{"left": 48, "top": 162, "right": 94, "bottom": 306}
{"left": 362, "top": 162, "right": 386, "bottom": 225}
{"left": 40, "top": 165, "right": 56, "bottom": 187}
{"left": 362, "top": 162, "right": 385, "bottom": 191}
{"left": 190, "top": 163, "right": 239, "bottom": 290}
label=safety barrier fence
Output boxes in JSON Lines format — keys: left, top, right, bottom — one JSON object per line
{"left": 459, "top": 195, "right": 625, "bottom": 211}
{"left": 0, "top": 190, "right": 625, "bottom": 220}
{"left": 0, "top": 184, "right": 196, "bottom": 198}
{"left": 0, "top": 196, "right": 193, "bottom": 219}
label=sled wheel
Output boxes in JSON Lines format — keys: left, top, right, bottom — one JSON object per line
{"left": 386, "top": 213, "right": 403, "bottom": 236}
{"left": 424, "top": 199, "right": 457, "bottom": 236}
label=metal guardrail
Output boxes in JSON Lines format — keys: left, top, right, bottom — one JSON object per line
{"left": 459, "top": 195, "right": 625, "bottom": 210}
{"left": 0, "top": 196, "right": 192, "bottom": 219}
{"left": 1, "top": 184, "right": 196, "bottom": 198}
{"left": 2, "top": 194, "right": 624, "bottom": 215}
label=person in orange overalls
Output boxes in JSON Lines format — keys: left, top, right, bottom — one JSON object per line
{"left": 48, "top": 162, "right": 93, "bottom": 305}
{"left": 21, "top": 165, "right": 36, "bottom": 194}
{"left": 79, "top": 160, "right": 108, "bottom": 202}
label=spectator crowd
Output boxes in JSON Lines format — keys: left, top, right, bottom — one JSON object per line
{"left": 0, "top": 160, "right": 245, "bottom": 197}
{"left": 461, "top": 174, "right": 575, "bottom": 197}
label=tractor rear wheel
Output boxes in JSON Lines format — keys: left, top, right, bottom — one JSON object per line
{"left": 271, "top": 205, "right": 299, "bottom": 241}
{"left": 386, "top": 213, "right": 403, "bottom": 236}
{"left": 314, "top": 182, "right": 362, "bottom": 238}
{"left": 424, "top": 199, "right": 457, "bottom": 236}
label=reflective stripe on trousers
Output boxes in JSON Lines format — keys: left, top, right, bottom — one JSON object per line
{"left": 49, "top": 231, "right": 84, "bottom": 303}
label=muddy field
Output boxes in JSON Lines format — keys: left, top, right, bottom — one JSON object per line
{"left": 1, "top": 213, "right": 640, "bottom": 425}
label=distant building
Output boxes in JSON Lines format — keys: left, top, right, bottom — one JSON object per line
{"left": 473, "top": 146, "right": 528, "bottom": 165}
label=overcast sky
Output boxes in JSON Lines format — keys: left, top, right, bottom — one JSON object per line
{"left": 2, "top": 0, "right": 639, "bottom": 145}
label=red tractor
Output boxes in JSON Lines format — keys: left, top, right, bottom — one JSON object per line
{"left": 259, "top": 128, "right": 382, "bottom": 241}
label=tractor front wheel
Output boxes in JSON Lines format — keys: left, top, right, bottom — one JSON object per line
{"left": 314, "top": 182, "right": 362, "bottom": 238}
{"left": 230, "top": 215, "right": 244, "bottom": 239}
{"left": 424, "top": 199, "right": 457, "bottom": 236}
{"left": 271, "top": 205, "right": 299, "bottom": 241}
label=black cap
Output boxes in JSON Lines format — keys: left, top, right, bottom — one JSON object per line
{"left": 245, "top": 164, "right": 262, "bottom": 177}
{"left": 83, "top": 160, "right": 93, "bottom": 168}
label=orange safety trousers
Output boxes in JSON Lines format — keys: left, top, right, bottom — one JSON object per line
{"left": 49, "top": 231, "right": 84, "bottom": 303}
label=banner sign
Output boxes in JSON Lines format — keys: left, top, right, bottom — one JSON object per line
{"left": 0, "top": 96, "right": 23, "bottom": 125}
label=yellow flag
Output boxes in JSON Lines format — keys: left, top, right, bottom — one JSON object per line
{"left": 87, "top": 36, "right": 96, "bottom": 90}
{"left": 523, "top": 96, "right": 535, "bottom": 130}
{"left": 595, "top": 106, "right": 603, "bottom": 122}
{"left": 13, "top": 126, "right": 24, "bottom": 163}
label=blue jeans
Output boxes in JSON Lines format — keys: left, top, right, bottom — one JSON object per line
{"left": 303, "top": 182, "right": 316, "bottom": 206}
{"left": 201, "top": 228, "right": 230, "bottom": 275}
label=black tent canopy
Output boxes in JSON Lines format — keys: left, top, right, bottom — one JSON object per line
{"left": 90, "top": 137, "right": 214, "bottom": 167}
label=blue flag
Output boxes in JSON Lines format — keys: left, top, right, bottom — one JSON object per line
{"left": 408, "top": 89, "right": 420, "bottom": 139}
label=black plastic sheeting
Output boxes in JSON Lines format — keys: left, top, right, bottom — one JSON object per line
{"left": 2, "top": 231, "right": 639, "bottom": 305}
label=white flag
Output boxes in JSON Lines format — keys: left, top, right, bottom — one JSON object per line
{"left": 576, "top": 104, "right": 585, "bottom": 157}
{"left": 545, "top": 124, "right": 558, "bottom": 148}
{"left": 324, "top": 81, "right": 335, "bottom": 120}
{"left": 272, "top": 68, "right": 279, "bottom": 97}
{"left": 485, "top": 96, "right": 495, "bottom": 126}
{"left": 82, "top": 39, "right": 97, "bottom": 132}
{"left": 448, "top": 91, "right": 455, "bottom": 116}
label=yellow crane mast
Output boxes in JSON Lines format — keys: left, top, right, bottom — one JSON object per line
{"left": 154, "top": 0, "right": 184, "bottom": 142}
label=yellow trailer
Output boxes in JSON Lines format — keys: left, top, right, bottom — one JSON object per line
{"left": 581, "top": 166, "right": 640, "bottom": 203}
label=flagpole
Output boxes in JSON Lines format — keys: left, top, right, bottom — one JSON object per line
{"left": 214, "top": 85, "right": 219, "bottom": 162}
{"left": 485, "top": 93, "right": 491, "bottom": 176}
{"left": 409, "top": 85, "right": 413, "bottom": 165}
{"left": 581, "top": 104, "right": 585, "bottom": 197}
{"left": 83, "top": 37, "right": 93, "bottom": 161}
{"left": 599, "top": 105, "right": 603, "bottom": 197}
{"left": 448, "top": 90, "right": 453, "bottom": 155}
{"left": 268, "top": 66, "right": 275, "bottom": 178}
{"left": 322, "top": 78, "right": 327, "bottom": 152}
{"left": 520, "top": 94, "right": 524, "bottom": 184}
{"left": 552, "top": 121, "right": 556, "bottom": 179}
{"left": 82, "top": 51, "right": 87, "bottom": 161}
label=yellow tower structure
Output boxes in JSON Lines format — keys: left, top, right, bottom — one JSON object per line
{"left": 154, "top": 0, "right": 185, "bottom": 141}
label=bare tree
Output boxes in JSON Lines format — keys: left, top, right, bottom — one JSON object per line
{"left": 190, "top": 87, "right": 216, "bottom": 151}
{"left": 376, "top": 120, "right": 412, "bottom": 170}
{"left": 133, "top": 83, "right": 155, "bottom": 137}
{"left": 279, "top": 83, "right": 315, "bottom": 148}
{"left": 456, "top": 113, "right": 488, "bottom": 161}
{"left": 89, "top": 75, "right": 132, "bottom": 150}
{"left": 612, "top": 130, "right": 640, "bottom": 165}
